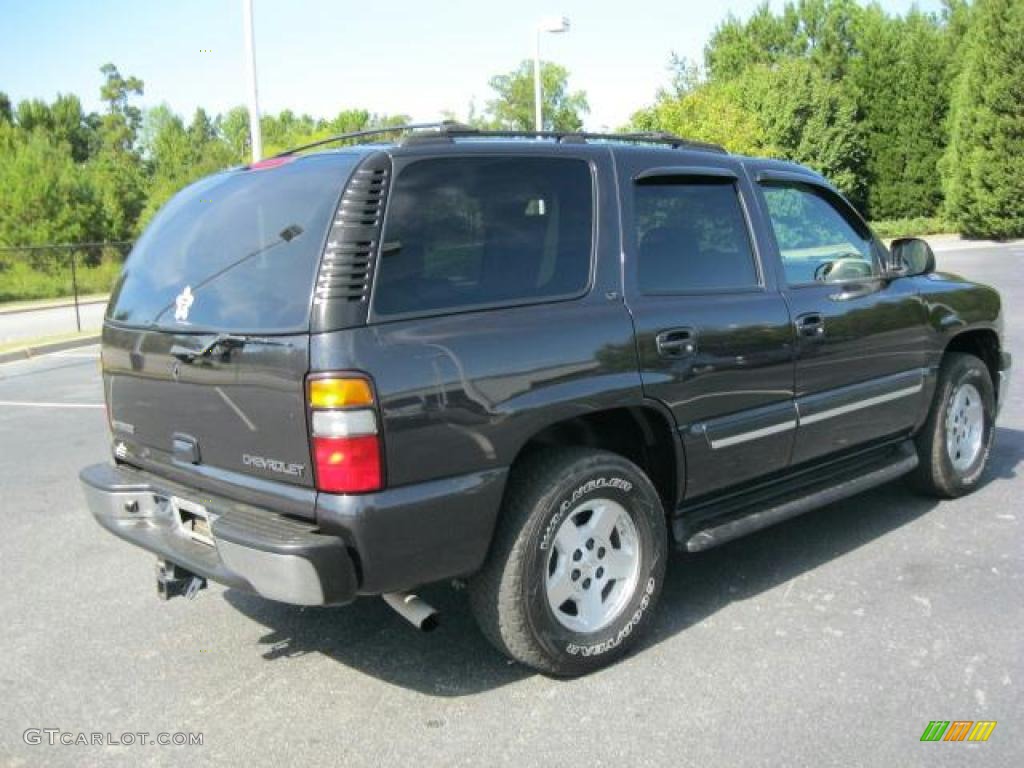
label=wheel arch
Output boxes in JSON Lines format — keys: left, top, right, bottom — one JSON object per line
{"left": 507, "top": 403, "right": 684, "bottom": 516}
{"left": 944, "top": 328, "right": 1001, "bottom": 394}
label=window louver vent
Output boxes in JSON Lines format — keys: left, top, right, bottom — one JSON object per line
{"left": 314, "top": 160, "right": 390, "bottom": 306}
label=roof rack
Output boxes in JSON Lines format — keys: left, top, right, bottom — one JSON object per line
{"left": 273, "top": 121, "right": 727, "bottom": 157}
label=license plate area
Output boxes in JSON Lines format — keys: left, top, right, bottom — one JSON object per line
{"left": 171, "top": 496, "right": 214, "bottom": 547}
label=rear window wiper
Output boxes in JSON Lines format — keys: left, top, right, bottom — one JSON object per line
{"left": 170, "top": 334, "right": 291, "bottom": 364}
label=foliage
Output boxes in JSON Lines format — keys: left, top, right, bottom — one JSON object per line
{"left": 867, "top": 216, "right": 955, "bottom": 239}
{"left": 941, "top": 0, "right": 1024, "bottom": 238}
{"left": 0, "top": 63, "right": 413, "bottom": 301}
{"left": 480, "top": 60, "right": 589, "bottom": 131}
{"left": 632, "top": 0, "right": 1005, "bottom": 225}
{"left": 0, "top": 63, "right": 411, "bottom": 252}
{"left": 0, "top": 252, "right": 123, "bottom": 303}
{"left": 4, "top": 0, "right": 1023, "bottom": 304}
{"left": 0, "top": 125, "right": 101, "bottom": 246}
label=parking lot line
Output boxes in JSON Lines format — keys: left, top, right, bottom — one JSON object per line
{"left": 0, "top": 400, "right": 104, "bottom": 409}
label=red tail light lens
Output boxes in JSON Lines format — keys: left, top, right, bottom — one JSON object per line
{"left": 312, "top": 435, "right": 382, "bottom": 493}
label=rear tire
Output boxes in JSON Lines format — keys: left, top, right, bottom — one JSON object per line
{"left": 469, "top": 448, "right": 667, "bottom": 677}
{"left": 911, "top": 352, "right": 995, "bottom": 498}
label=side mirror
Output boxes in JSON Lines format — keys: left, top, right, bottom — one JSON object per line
{"left": 888, "top": 237, "right": 936, "bottom": 277}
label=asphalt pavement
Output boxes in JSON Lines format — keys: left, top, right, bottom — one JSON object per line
{"left": 0, "top": 242, "right": 1021, "bottom": 767}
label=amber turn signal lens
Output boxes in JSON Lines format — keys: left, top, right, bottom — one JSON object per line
{"left": 308, "top": 377, "right": 374, "bottom": 408}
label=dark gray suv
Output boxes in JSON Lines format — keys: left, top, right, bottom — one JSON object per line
{"left": 81, "top": 124, "right": 1010, "bottom": 676}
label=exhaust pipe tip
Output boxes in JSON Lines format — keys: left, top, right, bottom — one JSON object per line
{"left": 382, "top": 591, "right": 439, "bottom": 632}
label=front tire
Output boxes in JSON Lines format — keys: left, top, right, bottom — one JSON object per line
{"left": 911, "top": 352, "right": 995, "bottom": 498}
{"left": 469, "top": 448, "right": 667, "bottom": 676}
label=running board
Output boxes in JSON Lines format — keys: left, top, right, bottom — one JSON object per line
{"left": 681, "top": 446, "right": 919, "bottom": 553}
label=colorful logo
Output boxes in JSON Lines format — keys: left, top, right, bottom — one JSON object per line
{"left": 920, "top": 721, "right": 997, "bottom": 742}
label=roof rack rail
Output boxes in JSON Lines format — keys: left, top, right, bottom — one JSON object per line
{"left": 412, "top": 125, "right": 728, "bottom": 154}
{"left": 271, "top": 122, "right": 459, "bottom": 158}
{"left": 272, "top": 121, "right": 727, "bottom": 157}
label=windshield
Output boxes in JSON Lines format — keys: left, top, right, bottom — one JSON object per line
{"left": 107, "top": 152, "right": 361, "bottom": 333}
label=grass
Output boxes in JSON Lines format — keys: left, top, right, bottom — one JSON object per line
{"left": 868, "top": 216, "right": 955, "bottom": 239}
{"left": 0, "top": 255, "right": 122, "bottom": 304}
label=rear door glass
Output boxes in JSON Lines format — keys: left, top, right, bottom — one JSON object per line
{"left": 107, "top": 153, "right": 359, "bottom": 333}
{"left": 373, "top": 157, "right": 593, "bottom": 317}
{"left": 633, "top": 179, "right": 759, "bottom": 293}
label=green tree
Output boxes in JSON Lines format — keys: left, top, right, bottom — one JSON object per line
{"left": 15, "top": 99, "right": 53, "bottom": 133}
{"left": 0, "top": 129, "right": 100, "bottom": 246}
{"left": 483, "top": 60, "right": 589, "bottom": 131}
{"left": 632, "top": 57, "right": 867, "bottom": 207}
{"left": 50, "top": 93, "right": 96, "bottom": 162}
{"left": 744, "top": 59, "right": 868, "bottom": 207}
{"left": 88, "top": 64, "right": 147, "bottom": 238}
{"left": 630, "top": 77, "right": 767, "bottom": 156}
{"left": 220, "top": 106, "right": 251, "bottom": 161}
{"left": 851, "top": 8, "right": 952, "bottom": 218}
{"left": 705, "top": 2, "right": 802, "bottom": 81}
{"left": 137, "top": 104, "right": 235, "bottom": 226}
{"left": 98, "top": 62, "right": 144, "bottom": 152}
{"left": 187, "top": 107, "right": 217, "bottom": 147}
{"left": 942, "top": 0, "right": 1024, "bottom": 238}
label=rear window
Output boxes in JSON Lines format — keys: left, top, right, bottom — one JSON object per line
{"left": 107, "top": 153, "right": 360, "bottom": 333}
{"left": 373, "top": 156, "right": 593, "bottom": 317}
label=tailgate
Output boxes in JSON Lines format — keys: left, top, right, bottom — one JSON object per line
{"left": 98, "top": 152, "right": 364, "bottom": 520}
{"left": 103, "top": 327, "right": 317, "bottom": 519}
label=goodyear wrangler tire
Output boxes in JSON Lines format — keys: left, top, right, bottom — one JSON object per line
{"left": 469, "top": 447, "right": 667, "bottom": 676}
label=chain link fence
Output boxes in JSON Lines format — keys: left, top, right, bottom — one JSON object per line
{"left": 0, "top": 242, "right": 132, "bottom": 336}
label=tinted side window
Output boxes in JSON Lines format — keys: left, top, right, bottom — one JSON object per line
{"left": 633, "top": 179, "right": 758, "bottom": 293}
{"left": 760, "top": 184, "right": 876, "bottom": 284}
{"left": 374, "top": 157, "right": 592, "bottom": 316}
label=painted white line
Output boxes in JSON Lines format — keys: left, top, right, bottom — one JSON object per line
{"left": 0, "top": 400, "right": 105, "bottom": 409}
{"left": 50, "top": 353, "right": 100, "bottom": 359}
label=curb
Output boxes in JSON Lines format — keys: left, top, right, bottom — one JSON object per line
{"left": 0, "top": 334, "right": 101, "bottom": 365}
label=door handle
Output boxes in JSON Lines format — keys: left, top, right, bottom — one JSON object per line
{"left": 656, "top": 328, "right": 697, "bottom": 358}
{"left": 796, "top": 312, "right": 825, "bottom": 339}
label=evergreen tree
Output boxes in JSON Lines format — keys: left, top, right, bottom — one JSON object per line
{"left": 853, "top": 9, "right": 952, "bottom": 219}
{"left": 942, "top": 0, "right": 1024, "bottom": 238}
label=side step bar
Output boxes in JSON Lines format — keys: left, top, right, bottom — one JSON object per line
{"left": 682, "top": 445, "right": 919, "bottom": 553}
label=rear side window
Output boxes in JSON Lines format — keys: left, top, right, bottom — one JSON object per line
{"left": 373, "top": 157, "right": 593, "bottom": 316}
{"left": 633, "top": 179, "right": 758, "bottom": 293}
{"left": 107, "top": 153, "right": 359, "bottom": 333}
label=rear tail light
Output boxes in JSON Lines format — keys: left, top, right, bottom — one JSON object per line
{"left": 308, "top": 376, "right": 382, "bottom": 494}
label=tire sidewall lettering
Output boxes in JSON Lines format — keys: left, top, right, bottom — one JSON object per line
{"left": 525, "top": 464, "right": 665, "bottom": 669}
{"left": 539, "top": 476, "right": 634, "bottom": 552}
{"left": 565, "top": 577, "right": 657, "bottom": 657}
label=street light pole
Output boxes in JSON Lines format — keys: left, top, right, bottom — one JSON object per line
{"left": 534, "top": 30, "right": 543, "bottom": 133}
{"left": 533, "top": 16, "right": 570, "bottom": 134}
{"left": 242, "top": 0, "right": 262, "bottom": 162}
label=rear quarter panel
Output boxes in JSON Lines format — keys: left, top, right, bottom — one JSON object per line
{"left": 309, "top": 145, "right": 643, "bottom": 488}
{"left": 310, "top": 299, "right": 641, "bottom": 488}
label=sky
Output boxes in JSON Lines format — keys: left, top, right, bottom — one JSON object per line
{"left": 1, "top": 0, "right": 945, "bottom": 131}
